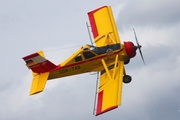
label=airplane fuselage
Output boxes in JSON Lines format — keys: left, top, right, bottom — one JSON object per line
{"left": 48, "top": 43, "right": 128, "bottom": 80}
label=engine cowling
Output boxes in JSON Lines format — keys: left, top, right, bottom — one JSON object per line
{"left": 124, "top": 41, "right": 136, "bottom": 58}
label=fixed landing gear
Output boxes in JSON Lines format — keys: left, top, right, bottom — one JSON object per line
{"left": 123, "top": 75, "right": 132, "bottom": 83}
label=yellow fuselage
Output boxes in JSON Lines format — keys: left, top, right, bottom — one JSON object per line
{"left": 48, "top": 44, "right": 128, "bottom": 80}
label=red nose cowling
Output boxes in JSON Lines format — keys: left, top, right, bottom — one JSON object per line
{"left": 124, "top": 41, "right": 136, "bottom": 58}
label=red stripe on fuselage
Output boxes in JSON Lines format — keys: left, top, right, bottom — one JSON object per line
{"left": 53, "top": 49, "right": 124, "bottom": 72}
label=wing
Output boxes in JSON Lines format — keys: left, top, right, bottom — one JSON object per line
{"left": 95, "top": 57, "right": 124, "bottom": 116}
{"left": 88, "top": 6, "right": 121, "bottom": 47}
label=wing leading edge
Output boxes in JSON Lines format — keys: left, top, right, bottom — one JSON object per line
{"left": 88, "top": 6, "right": 121, "bottom": 47}
{"left": 95, "top": 57, "right": 124, "bottom": 116}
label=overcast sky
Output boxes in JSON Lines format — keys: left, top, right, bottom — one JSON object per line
{"left": 0, "top": 0, "right": 180, "bottom": 120}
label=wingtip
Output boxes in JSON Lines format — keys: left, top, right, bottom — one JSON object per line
{"left": 95, "top": 106, "right": 118, "bottom": 116}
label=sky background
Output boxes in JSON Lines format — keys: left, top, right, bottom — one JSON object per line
{"left": 0, "top": 0, "right": 180, "bottom": 119}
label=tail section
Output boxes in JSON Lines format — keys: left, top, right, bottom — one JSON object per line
{"left": 23, "top": 50, "right": 57, "bottom": 73}
{"left": 23, "top": 50, "right": 57, "bottom": 95}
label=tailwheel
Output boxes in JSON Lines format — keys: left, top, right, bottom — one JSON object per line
{"left": 123, "top": 75, "right": 132, "bottom": 83}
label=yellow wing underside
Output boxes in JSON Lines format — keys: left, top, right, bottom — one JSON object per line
{"left": 88, "top": 6, "right": 121, "bottom": 47}
{"left": 96, "top": 58, "right": 124, "bottom": 115}
{"left": 88, "top": 6, "right": 124, "bottom": 115}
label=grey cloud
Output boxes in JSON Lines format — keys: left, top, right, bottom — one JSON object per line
{"left": 116, "top": 0, "right": 180, "bottom": 30}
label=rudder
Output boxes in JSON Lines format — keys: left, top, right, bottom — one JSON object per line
{"left": 23, "top": 50, "right": 57, "bottom": 73}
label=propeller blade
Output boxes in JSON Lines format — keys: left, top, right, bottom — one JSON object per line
{"left": 139, "top": 47, "right": 145, "bottom": 64}
{"left": 133, "top": 29, "right": 145, "bottom": 65}
{"left": 133, "top": 28, "right": 139, "bottom": 46}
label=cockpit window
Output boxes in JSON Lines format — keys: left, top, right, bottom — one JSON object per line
{"left": 83, "top": 51, "right": 96, "bottom": 59}
{"left": 75, "top": 54, "right": 82, "bottom": 62}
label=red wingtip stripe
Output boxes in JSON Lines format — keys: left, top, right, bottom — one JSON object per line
{"left": 96, "top": 90, "right": 118, "bottom": 116}
{"left": 96, "top": 106, "right": 118, "bottom": 116}
{"left": 88, "top": 6, "right": 107, "bottom": 38}
{"left": 88, "top": 13, "right": 98, "bottom": 38}
{"left": 96, "top": 90, "right": 103, "bottom": 115}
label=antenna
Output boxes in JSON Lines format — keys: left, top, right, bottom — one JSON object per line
{"left": 86, "top": 22, "right": 94, "bottom": 46}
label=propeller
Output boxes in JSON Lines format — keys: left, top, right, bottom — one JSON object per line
{"left": 133, "top": 28, "right": 145, "bottom": 65}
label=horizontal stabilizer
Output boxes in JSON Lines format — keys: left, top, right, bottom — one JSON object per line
{"left": 23, "top": 51, "right": 57, "bottom": 73}
{"left": 30, "top": 72, "right": 49, "bottom": 95}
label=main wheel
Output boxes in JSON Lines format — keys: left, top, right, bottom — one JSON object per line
{"left": 123, "top": 75, "right": 132, "bottom": 83}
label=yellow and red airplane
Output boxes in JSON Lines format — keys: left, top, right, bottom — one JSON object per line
{"left": 23, "top": 6, "right": 144, "bottom": 116}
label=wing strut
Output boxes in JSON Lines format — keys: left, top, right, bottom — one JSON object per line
{"left": 86, "top": 22, "right": 94, "bottom": 46}
{"left": 112, "top": 54, "right": 119, "bottom": 79}
{"left": 101, "top": 55, "right": 119, "bottom": 80}
{"left": 93, "top": 72, "right": 100, "bottom": 115}
{"left": 101, "top": 59, "right": 112, "bottom": 80}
